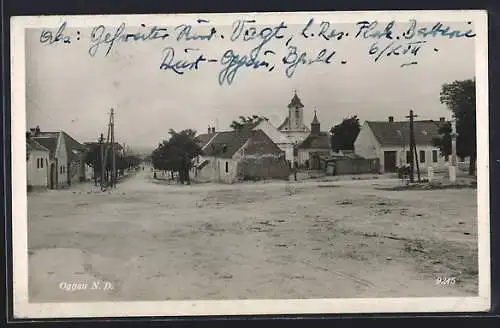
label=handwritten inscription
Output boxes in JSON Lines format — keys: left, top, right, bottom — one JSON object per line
{"left": 39, "top": 18, "right": 476, "bottom": 86}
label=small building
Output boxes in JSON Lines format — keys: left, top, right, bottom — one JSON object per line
{"left": 26, "top": 137, "right": 50, "bottom": 189}
{"left": 29, "top": 126, "right": 87, "bottom": 188}
{"left": 296, "top": 111, "right": 333, "bottom": 169}
{"left": 354, "top": 116, "right": 449, "bottom": 173}
{"left": 193, "top": 129, "right": 289, "bottom": 183}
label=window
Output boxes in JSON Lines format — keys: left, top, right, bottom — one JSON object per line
{"left": 36, "top": 158, "right": 40, "bottom": 169}
{"left": 406, "top": 151, "right": 411, "bottom": 164}
{"left": 60, "top": 166, "right": 63, "bottom": 174}
{"left": 225, "top": 162, "right": 229, "bottom": 173}
{"left": 419, "top": 150, "right": 425, "bottom": 163}
{"left": 40, "top": 158, "right": 44, "bottom": 168}
{"left": 432, "top": 150, "right": 438, "bottom": 163}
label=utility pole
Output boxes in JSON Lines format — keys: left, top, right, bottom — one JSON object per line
{"left": 405, "top": 110, "right": 420, "bottom": 183}
{"left": 99, "top": 133, "right": 105, "bottom": 191}
{"left": 449, "top": 117, "right": 458, "bottom": 183}
{"left": 110, "top": 108, "right": 116, "bottom": 188}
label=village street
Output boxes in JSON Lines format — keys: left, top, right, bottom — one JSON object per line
{"left": 27, "top": 169, "right": 478, "bottom": 302}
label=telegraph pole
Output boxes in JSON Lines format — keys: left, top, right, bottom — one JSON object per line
{"left": 110, "top": 108, "right": 116, "bottom": 188}
{"left": 405, "top": 110, "right": 420, "bottom": 183}
{"left": 99, "top": 133, "right": 105, "bottom": 191}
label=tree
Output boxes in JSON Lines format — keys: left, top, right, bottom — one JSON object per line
{"left": 230, "top": 115, "right": 268, "bottom": 130}
{"left": 434, "top": 79, "right": 476, "bottom": 176}
{"left": 329, "top": 115, "right": 361, "bottom": 152}
{"left": 151, "top": 129, "right": 202, "bottom": 184}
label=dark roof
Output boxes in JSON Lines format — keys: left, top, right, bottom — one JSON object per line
{"left": 33, "top": 131, "right": 86, "bottom": 160}
{"left": 32, "top": 136, "right": 58, "bottom": 158}
{"left": 366, "top": 120, "right": 447, "bottom": 146}
{"left": 202, "top": 129, "right": 282, "bottom": 159}
{"left": 298, "top": 132, "right": 331, "bottom": 149}
{"left": 26, "top": 139, "right": 50, "bottom": 152}
{"left": 239, "top": 129, "right": 283, "bottom": 156}
{"left": 288, "top": 93, "right": 304, "bottom": 108}
{"left": 311, "top": 111, "right": 320, "bottom": 125}
{"left": 202, "top": 130, "right": 254, "bottom": 158}
{"left": 195, "top": 133, "right": 217, "bottom": 148}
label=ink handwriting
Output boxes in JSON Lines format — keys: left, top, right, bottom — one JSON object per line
{"left": 39, "top": 18, "right": 477, "bottom": 85}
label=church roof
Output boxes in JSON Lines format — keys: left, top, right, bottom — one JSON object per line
{"left": 288, "top": 92, "right": 304, "bottom": 108}
{"left": 297, "top": 132, "right": 331, "bottom": 150}
{"left": 311, "top": 110, "right": 320, "bottom": 125}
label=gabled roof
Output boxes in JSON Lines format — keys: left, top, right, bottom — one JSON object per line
{"left": 194, "top": 133, "right": 217, "bottom": 148}
{"left": 298, "top": 132, "right": 331, "bottom": 149}
{"left": 365, "top": 120, "right": 447, "bottom": 146}
{"left": 202, "top": 129, "right": 282, "bottom": 159}
{"left": 26, "top": 139, "right": 50, "bottom": 152}
{"left": 32, "top": 136, "right": 58, "bottom": 158}
{"left": 32, "top": 131, "right": 85, "bottom": 160}
{"left": 202, "top": 130, "right": 254, "bottom": 158}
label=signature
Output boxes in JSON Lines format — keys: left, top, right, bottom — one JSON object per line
{"left": 282, "top": 45, "right": 336, "bottom": 78}
{"left": 218, "top": 48, "right": 276, "bottom": 86}
{"left": 160, "top": 47, "right": 217, "bottom": 75}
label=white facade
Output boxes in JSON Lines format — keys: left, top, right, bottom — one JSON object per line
{"left": 27, "top": 149, "right": 50, "bottom": 188}
{"left": 193, "top": 156, "right": 238, "bottom": 184}
{"left": 354, "top": 121, "right": 448, "bottom": 173}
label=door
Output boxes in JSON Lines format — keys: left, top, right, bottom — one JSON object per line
{"left": 49, "top": 163, "right": 56, "bottom": 189}
{"left": 383, "top": 151, "right": 397, "bottom": 173}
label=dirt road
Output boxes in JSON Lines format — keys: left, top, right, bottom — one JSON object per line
{"left": 27, "top": 170, "right": 478, "bottom": 301}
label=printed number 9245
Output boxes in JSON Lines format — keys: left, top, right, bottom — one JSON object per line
{"left": 436, "top": 277, "right": 456, "bottom": 285}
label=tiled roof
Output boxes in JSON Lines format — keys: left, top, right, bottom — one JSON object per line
{"left": 202, "top": 130, "right": 254, "bottom": 158}
{"left": 298, "top": 132, "right": 331, "bottom": 149}
{"left": 202, "top": 129, "right": 281, "bottom": 159}
{"left": 195, "top": 133, "right": 217, "bottom": 148}
{"left": 277, "top": 117, "right": 311, "bottom": 132}
{"left": 366, "top": 120, "right": 447, "bottom": 146}
{"left": 32, "top": 131, "right": 85, "bottom": 160}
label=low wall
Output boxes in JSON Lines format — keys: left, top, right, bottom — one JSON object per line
{"left": 327, "top": 158, "right": 380, "bottom": 175}
{"left": 237, "top": 156, "right": 290, "bottom": 181}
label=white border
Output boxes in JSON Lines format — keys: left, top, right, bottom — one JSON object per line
{"left": 10, "top": 10, "right": 490, "bottom": 318}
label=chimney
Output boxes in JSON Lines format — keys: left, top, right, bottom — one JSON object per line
{"left": 211, "top": 127, "right": 215, "bottom": 133}
{"left": 439, "top": 117, "right": 445, "bottom": 122}
{"left": 388, "top": 116, "right": 394, "bottom": 123}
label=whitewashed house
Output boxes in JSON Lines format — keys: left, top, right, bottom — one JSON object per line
{"left": 193, "top": 129, "right": 289, "bottom": 183}
{"left": 354, "top": 116, "right": 450, "bottom": 173}
{"left": 29, "top": 126, "right": 87, "bottom": 189}
{"left": 26, "top": 137, "right": 50, "bottom": 189}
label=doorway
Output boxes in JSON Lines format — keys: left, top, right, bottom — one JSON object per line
{"left": 49, "top": 163, "right": 57, "bottom": 189}
{"left": 383, "top": 151, "right": 397, "bottom": 173}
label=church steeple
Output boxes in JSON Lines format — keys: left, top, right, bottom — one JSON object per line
{"left": 311, "top": 109, "right": 320, "bottom": 135}
{"left": 287, "top": 90, "right": 305, "bottom": 130}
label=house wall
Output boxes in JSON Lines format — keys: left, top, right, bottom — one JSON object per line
{"left": 354, "top": 122, "right": 380, "bottom": 159}
{"left": 55, "top": 133, "right": 69, "bottom": 187}
{"left": 395, "top": 145, "right": 448, "bottom": 171}
{"left": 237, "top": 155, "right": 290, "bottom": 180}
{"left": 193, "top": 156, "right": 238, "bottom": 184}
{"left": 27, "top": 150, "right": 50, "bottom": 187}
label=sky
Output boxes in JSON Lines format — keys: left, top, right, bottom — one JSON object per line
{"left": 25, "top": 18, "right": 476, "bottom": 151}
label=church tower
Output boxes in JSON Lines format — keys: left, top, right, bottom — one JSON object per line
{"left": 288, "top": 91, "right": 305, "bottom": 130}
{"left": 311, "top": 110, "right": 320, "bottom": 135}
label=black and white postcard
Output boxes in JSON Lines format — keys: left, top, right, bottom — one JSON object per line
{"left": 10, "top": 10, "right": 490, "bottom": 318}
